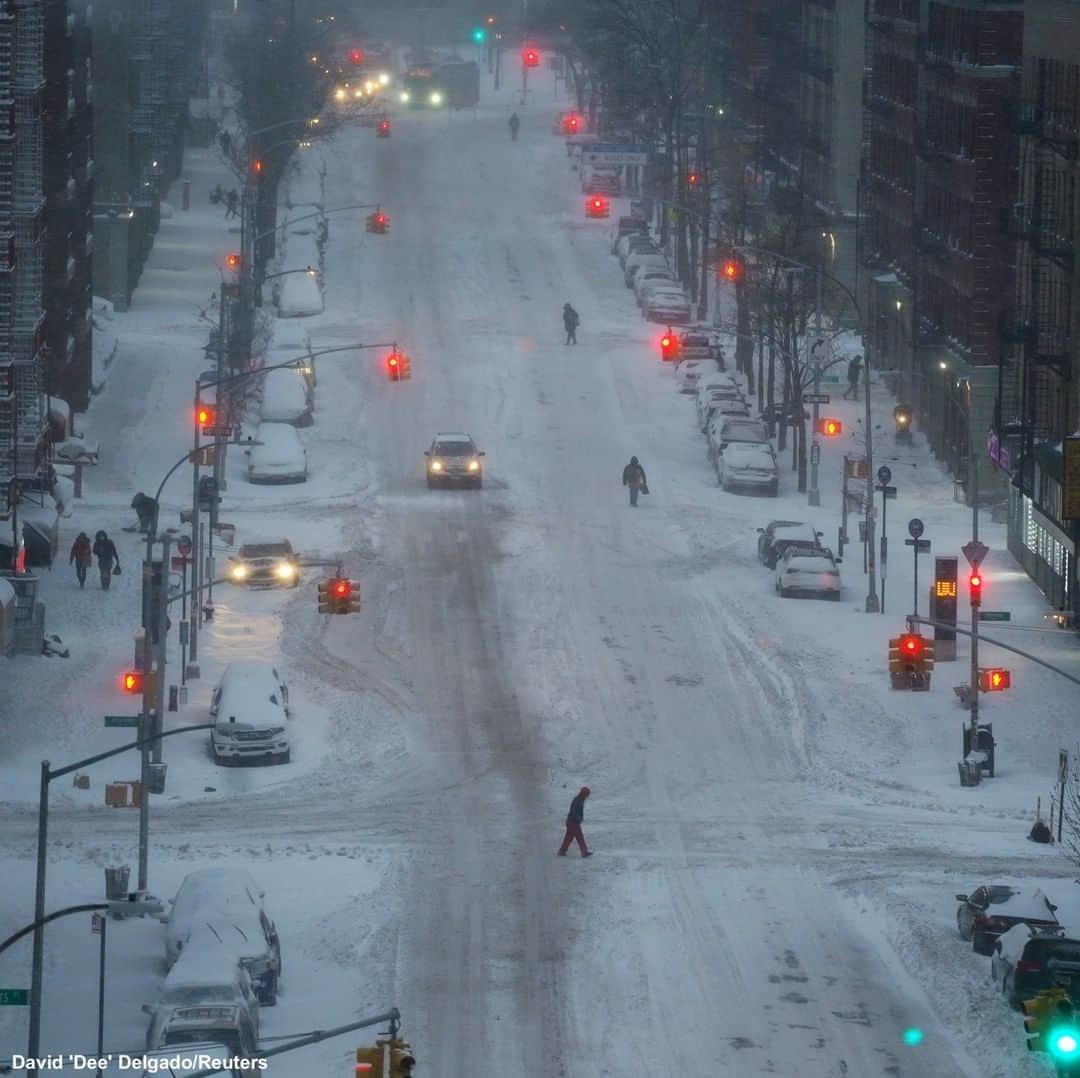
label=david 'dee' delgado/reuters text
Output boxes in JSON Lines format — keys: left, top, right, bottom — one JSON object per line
{"left": 9, "top": 1055, "right": 269, "bottom": 1072}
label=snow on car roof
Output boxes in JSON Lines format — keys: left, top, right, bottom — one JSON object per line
{"left": 261, "top": 368, "right": 308, "bottom": 416}
{"left": 217, "top": 659, "right": 282, "bottom": 685}
{"left": 269, "top": 321, "right": 311, "bottom": 352}
{"left": 251, "top": 423, "right": 305, "bottom": 466}
{"left": 168, "top": 870, "right": 264, "bottom": 954}
{"left": 725, "top": 442, "right": 774, "bottom": 458}
{"left": 986, "top": 887, "right": 1058, "bottom": 921}
{"left": 435, "top": 432, "right": 472, "bottom": 441}
{"left": 277, "top": 271, "right": 323, "bottom": 318}
{"left": 995, "top": 922, "right": 1041, "bottom": 962}
{"left": 164, "top": 935, "right": 248, "bottom": 988}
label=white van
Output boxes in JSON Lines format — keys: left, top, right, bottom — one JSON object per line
{"left": 209, "top": 662, "right": 291, "bottom": 766}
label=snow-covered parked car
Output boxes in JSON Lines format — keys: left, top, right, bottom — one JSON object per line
{"left": 757, "top": 521, "right": 824, "bottom": 568}
{"left": 674, "top": 359, "right": 716, "bottom": 394}
{"left": 707, "top": 416, "right": 770, "bottom": 459}
{"left": 209, "top": 661, "right": 292, "bottom": 768}
{"left": 259, "top": 368, "right": 312, "bottom": 427}
{"left": 266, "top": 321, "right": 315, "bottom": 389}
{"left": 276, "top": 269, "right": 323, "bottom": 317}
{"left": 643, "top": 289, "right": 692, "bottom": 324}
{"left": 164, "top": 868, "right": 281, "bottom": 1004}
{"left": 246, "top": 423, "right": 308, "bottom": 484}
{"left": 717, "top": 441, "right": 778, "bottom": 495}
{"left": 956, "top": 885, "right": 1059, "bottom": 955}
{"left": 145, "top": 936, "right": 260, "bottom": 1047}
{"left": 991, "top": 924, "right": 1080, "bottom": 1008}
{"left": 635, "top": 270, "right": 678, "bottom": 305}
{"left": 615, "top": 231, "right": 654, "bottom": 263}
{"left": 775, "top": 547, "right": 842, "bottom": 599}
{"left": 697, "top": 387, "right": 747, "bottom": 430}
{"left": 227, "top": 540, "right": 300, "bottom": 588}
{"left": 625, "top": 251, "right": 669, "bottom": 287}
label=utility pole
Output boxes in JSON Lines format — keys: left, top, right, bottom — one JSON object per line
{"left": 865, "top": 351, "right": 879, "bottom": 612}
{"left": 969, "top": 423, "right": 981, "bottom": 751}
{"left": 808, "top": 253, "right": 824, "bottom": 506}
{"left": 188, "top": 386, "right": 202, "bottom": 677}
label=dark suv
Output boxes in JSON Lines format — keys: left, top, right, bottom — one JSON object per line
{"left": 992, "top": 926, "right": 1080, "bottom": 1008}
{"left": 956, "top": 885, "right": 1059, "bottom": 955}
{"left": 756, "top": 521, "right": 823, "bottom": 569}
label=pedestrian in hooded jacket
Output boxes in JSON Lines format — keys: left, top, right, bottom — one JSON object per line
{"left": 92, "top": 530, "right": 120, "bottom": 591}
{"left": 622, "top": 456, "right": 648, "bottom": 506}
{"left": 563, "top": 303, "right": 580, "bottom": 345}
{"left": 69, "top": 532, "right": 92, "bottom": 588}
{"left": 558, "top": 786, "right": 593, "bottom": 857}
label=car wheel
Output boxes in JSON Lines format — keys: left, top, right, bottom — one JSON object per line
{"left": 768, "top": 482, "right": 778, "bottom": 497}
{"left": 956, "top": 909, "right": 969, "bottom": 939}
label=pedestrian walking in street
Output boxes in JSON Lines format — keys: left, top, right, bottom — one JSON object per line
{"left": 131, "top": 492, "right": 157, "bottom": 534}
{"left": 225, "top": 188, "right": 239, "bottom": 219}
{"left": 622, "top": 456, "right": 648, "bottom": 507}
{"left": 843, "top": 354, "right": 863, "bottom": 400}
{"left": 92, "top": 530, "right": 120, "bottom": 591}
{"left": 558, "top": 786, "right": 593, "bottom": 857}
{"left": 509, "top": 112, "right": 520, "bottom": 141}
{"left": 563, "top": 303, "right": 580, "bottom": 345}
{"left": 69, "top": 532, "right": 92, "bottom": 589}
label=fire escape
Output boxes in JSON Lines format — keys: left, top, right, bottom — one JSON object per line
{"left": 0, "top": 0, "right": 47, "bottom": 504}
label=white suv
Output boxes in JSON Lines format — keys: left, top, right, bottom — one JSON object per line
{"left": 209, "top": 661, "right": 291, "bottom": 766}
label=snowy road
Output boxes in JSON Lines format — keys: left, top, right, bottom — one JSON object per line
{"left": 4, "top": 75, "right": 1078, "bottom": 1078}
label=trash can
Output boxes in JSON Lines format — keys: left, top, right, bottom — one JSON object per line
{"left": 147, "top": 763, "right": 167, "bottom": 795}
{"left": 104, "top": 865, "right": 130, "bottom": 900}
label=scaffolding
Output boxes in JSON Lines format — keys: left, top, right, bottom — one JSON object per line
{"left": 0, "top": 0, "right": 47, "bottom": 497}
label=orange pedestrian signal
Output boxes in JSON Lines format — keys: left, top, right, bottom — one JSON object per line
{"left": 121, "top": 671, "right": 143, "bottom": 694}
{"left": 978, "top": 668, "right": 1011, "bottom": 692}
{"left": 687, "top": 171, "right": 700, "bottom": 186}
{"left": 225, "top": 252, "right": 241, "bottom": 271}
{"left": 815, "top": 417, "right": 843, "bottom": 437}
{"left": 195, "top": 405, "right": 215, "bottom": 428}
{"left": 251, "top": 158, "right": 263, "bottom": 176}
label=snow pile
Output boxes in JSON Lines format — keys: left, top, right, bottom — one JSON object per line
{"left": 90, "top": 295, "right": 120, "bottom": 395}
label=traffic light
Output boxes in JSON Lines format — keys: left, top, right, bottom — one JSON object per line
{"left": 815, "top": 417, "right": 843, "bottom": 437}
{"left": 978, "top": 668, "right": 1011, "bottom": 692}
{"left": 660, "top": 333, "right": 680, "bottom": 362}
{"left": 562, "top": 113, "right": 581, "bottom": 134}
{"left": 1049, "top": 997, "right": 1080, "bottom": 1066}
{"left": 718, "top": 255, "right": 743, "bottom": 283}
{"left": 888, "top": 633, "right": 934, "bottom": 689}
{"left": 121, "top": 670, "right": 144, "bottom": 694}
{"left": 318, "top": 576, "right": 360, "bottom": 614}
{"left": 366, "top": 212, "right": 389, "bottom": 234}
{"left": 195, "top": 404, "right": 215, "bottom": 429}
{"left": 225, "top": 252, "right": 241, "bottom": 271}
{"left": 687, "top": 170, "right": 700, "bottom": 187}
{"left": 523, "top": 47, "right": 540, "bottom": 67}
{"left": 486, "top": 14, "right": 496, "bottom": 25}
{"left": 356, "top": 1045, "right": 383, "bottom": 1077}
{"left": 387, "top": 351, "right": 411, "bottom": 380}
{"left": 471, "top": 26, "right": 486, "bottom": 44}
{"left": 377, "top": 119, "right": 391, "bottom": 137}
{"left": 387, "top": 1039, "right": 415, "bottom": 1077}
{"left": 586, "top": 195, "right": 610, "bottom": 218}
{"left": 349, "top": 48, "right": 364, "bottom": 65}
{"left": 969, "top": 571, "right": 982, "bottom": 608}
{"left": 251, "top": 158, "right": 263, "bottom": 178}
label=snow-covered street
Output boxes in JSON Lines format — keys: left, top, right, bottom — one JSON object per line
{"left": 3, "top": 49, "right": 1080, "bottom": 1078}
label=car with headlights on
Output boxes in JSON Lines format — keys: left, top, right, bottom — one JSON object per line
{"left": 956, "top": 885, "right": 1059, "bottom": 955}
{"left": 227, "top": 540, "right": 299, "bottom": 588}
{"left": 775, "top": 547, "right": 841, "bottom": 599}
{"left": 209, "top": 661, "right": 291, "bottom": 767}
{"left": 425, "top": 432, "right": 485, "bottom": 489}
{"left": 717, "top": 441, "right": 778, "bottom": 495}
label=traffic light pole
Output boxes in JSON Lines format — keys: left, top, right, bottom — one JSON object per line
{"left": 808, "top": 264, "right": 824, "bottom": 507}
{"left": 189, "top": 387, "right": 202, "bottom": 676}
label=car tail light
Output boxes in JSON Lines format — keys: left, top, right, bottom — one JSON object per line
{"left": 1016, "top": 959, "right": 1043, "bottom": 973}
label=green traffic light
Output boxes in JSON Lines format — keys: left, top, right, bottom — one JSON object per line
{"left": 1052, "top": 1027, "right": 1080, "bottom": 1058}
{"left": 471, "top": 27, "right": 486, "bottom": 43}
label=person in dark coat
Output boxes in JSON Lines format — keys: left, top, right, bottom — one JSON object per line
{"left": 563, "top": 303, "right": 580, "bottom": 345}
{"left": 509, "top": 112, "right": 520, "bottom": 140}
{"left": 622, "top": 456, "right": 648, "bottom": 507}
{"left": 225, "top": 188, "right": 239, "bottom": 219}
{"left": 69, "top": 532, "right": 92, "bottom": 588}
{"left": 92, "top": 530, "right": 120, "bottom": 590}
{"left": 843, "top": 354, "right": 863, "bottom": 400}
{"left": 131, "top": 492, "right": 157, "bottom": 534}
{"left": 558, "top": 786, "right": 593, "bottom": 857}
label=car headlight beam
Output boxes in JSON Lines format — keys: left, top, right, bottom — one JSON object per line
{"left": 468, "top": 459, "right": 479, "bottom": 471}
{"left": 230, "top": 564, "right": 249, "bottom": 581}
{"left": 430, "top": 460, "right": 443, "bottom": 471}
{"left": 275, "top": 563, "right": 297, "bottom": 580}
{"left": 400, "top": 91, "right": 410, "bottom": 103}
{"left": 430, "top": 91, "right": 443, "bottom": 106}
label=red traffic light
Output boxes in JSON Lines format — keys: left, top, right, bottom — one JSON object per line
{"left": 687, "top": 171, "right": 700, "bottom": 186}
{"left": 121, "top": 671, "right": 144, "bottom": 694}
{"left": 387, "top": 353, "right": 399, "bottom": 369}
{"left": 816, "top": 417, "right": 843, "bottom": 437}
{"left": 586, "top": 196, "right": 609, "bottom": 218}
{"left": 969, "top": 572, "right": 983, "bottom": 606}
{"left": 349, "top": 48, "right": 364, "bottom": 65}
{"left": 661, "top": 335, "right": 672, "bottom": 348}
{"left": 251, "top": 158, "right": 263, "bottom": 175}
{"left": 225, "top": 252, "right": 241, "bottom": 271}
{"left": 523, "top": 47, "right": 540, "bottom": 67}
{"left": 979, "top": 668, "right": 1011, "bottom": 691}
{"left": 332, "top": 578, "right": 351, "bottom": 599}
{"left": 377, "top": 120, "right": 391, "bottom": 134}
{"left": 195, "top": 405, "right": 215, "bottom": 428}
{"left": 719, "top": 257, "right": 742, "bottom": 282}
{"left": 898, "top": 634, "right": 925, "bottom": 660}
{"left": 562, "top": 114, "right": 580, "bottom": 134}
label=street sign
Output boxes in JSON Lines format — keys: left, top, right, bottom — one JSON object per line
{"left": 177, "top": 535, "right": 192, "bottom": 557}
{"left": 877, "top": 465, "right": 892, "bottom": 485}
{"left": 170, "top": 556, "right": 190, "bottom": 571}
{"left": 0, "top": 989, "right": 29, "bottom": 1006}
{"left": 91, "top": 912, "right": 104, "bottom": 935}
{"left": 961, "top": 540, "right": 989, "bottom": 568}
{"left": 979, "top": 611, "right": 1011, "bottom": 622}
{"left": 904, "top": 538, "right": 931, "bottom": 551}
{"left": 104, "top": 715, "right": 139, "bottom": 728}
{"left": 580, "top": 143, "right": 650, "bottom": 166}
{"left": 803, "top": 393, "right": 830, "bottom": 404}
{"left": 881, "top": 485, "right": 897, "bottom": 499}
{"left": 907, "top": 518, "right": 924, "bottom": 539}
{"left": 202, "top": 426, "right": 233, "bottom": 439}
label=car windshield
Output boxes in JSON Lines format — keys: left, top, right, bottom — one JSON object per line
{"left": 239, "top": 544, "right": 292, "bottom": 559}
{"left": 164, "top": 1030, "right": 242, "bottom": 1051}
{"left": 435, "top": 442, "right": 474, "bottom": 456}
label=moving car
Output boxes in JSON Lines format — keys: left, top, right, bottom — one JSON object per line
{"left": 775, "top": 547, "right": 842, "bottom": 598}
{"left": 259, "top": 368, "right": 312, "bottom": 427}
{"left": 956, "top": 885, "right": 1059, "bottom": 955}
{"left": 992, "top": 925, "right": 1080, "bottom": 1008}
{"left": 424, "top": 432, "right": 485, "bottom": 489}
{"left": 209, "top": 661, "right": 292, "bottom": 768}
{"left": 756, "top": 520, "right": 822, "bottom": 568}
{"left": 246, "top": 423, "right": 308, "bottom": 484}
{"left": 717, "top": 441, "right": 778, "bottom": 495}
{"left": 227, "top": 540, "right": 300, "bottom": 588}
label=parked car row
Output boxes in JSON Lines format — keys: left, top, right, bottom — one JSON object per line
{"left": 247, "top": 319, "right": 315, "bottom": 484}
{"left": 610, "top": 217, "right": 692, "bottom": 324}
{"left": 141, "top": 868, "right": 281, "bottom": 1058}
{"left": 752, "top": 518, "right": 841, "bottom": 599}
{"left": 953, "top": 885, "right": 1080, "bottom": 1011}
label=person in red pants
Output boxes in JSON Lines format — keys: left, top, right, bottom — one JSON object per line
{"left": 558, "top": 787, "right": 593, "bottom": 857}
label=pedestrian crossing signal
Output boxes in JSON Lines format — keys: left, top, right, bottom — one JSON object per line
{"left": 121, "top": 671, "right": 144, "bottom": 694}
{"left": 355, "top": 1044, "right": 383, "bottom": 1077}
{"left": 815, "top": 417, "right": 843, "bottom": 437}
{"left": 978, "top": 668, "right": 1011, "bottom": 692}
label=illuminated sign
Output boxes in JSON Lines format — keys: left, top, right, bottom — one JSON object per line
{"left": 934, "top": 556, "right": 958, "bottom": 641}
